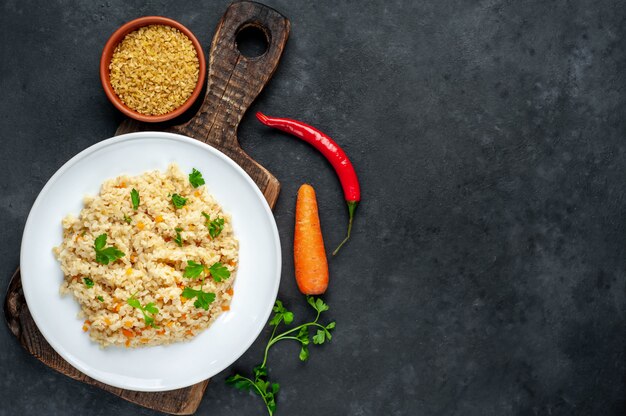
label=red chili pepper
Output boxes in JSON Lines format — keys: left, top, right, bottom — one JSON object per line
{"left": 256, "top": 112, "right": 360, "bottom": 255}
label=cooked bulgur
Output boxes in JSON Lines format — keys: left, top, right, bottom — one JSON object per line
{"left": 53, "top": 164, "right": 238, "bottom": 348}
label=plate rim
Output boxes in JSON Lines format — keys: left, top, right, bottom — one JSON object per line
{"left": 19, "top": 131, "right": 282, "bottom": 391}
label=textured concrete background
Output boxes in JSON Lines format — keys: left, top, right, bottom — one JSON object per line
{"left": 1, "top": 0, "right": 625, "bottom": 415}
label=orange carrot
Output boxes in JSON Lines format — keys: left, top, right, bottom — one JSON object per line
{"left": 122, "top": 328, "right": 135, "bottom": 338}
{"left": 294, "top": 184, "right": 329, "bottom": 294}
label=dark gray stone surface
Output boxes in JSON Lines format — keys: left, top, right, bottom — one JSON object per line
{"left": 1, "top": 0, "right": 625, "bottom": 415}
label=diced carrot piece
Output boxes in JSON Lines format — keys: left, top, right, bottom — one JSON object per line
{"left": 122, "top": 329, "right": 135, "bottom": 338}
{"left": 221, "top": 305, "right": 230, "bottom": 311}
{"left": 84, "top": 320, "right": 91, "bottom": 325}
{"left": 124, "top": 321, "right": 132, "bottom": 328}
{"left": 114, "top": 303, "right": 121, "bottom": 312}
{"left": 137, "top": 221, "right": 145, "bottom": 230}
{"left": 181, "top": 314, "right": 187, "bottom": 319}
{"left": 82, "top": 325, "right": 88, "bottom": 332}
{"left": 155, "top": 215, "right": 163, "bottom": 223}
{"left": 104, "top": 318, "right": 111, "bottom": 326}
{"left": 157, "top": 329, "right": 166, "bottom": 335}
{"left": 186, "top": 330, "right": 194, "bottom": 336}
{"left": 140, "top": 338, "right": 149, "bottom": 343}
{"left": 125, "top": 339, "right": 130, "bottom": 347}
{"left": 166, "top": 322, "right": 174, "bottom": 328}
{"left": 226, "top": 288, "right": 234, "bottom": 296}
{"left": 194, "top": 190, "right": 201, "bottom": 197}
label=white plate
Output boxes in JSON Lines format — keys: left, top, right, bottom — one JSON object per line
{"left": 20, "top": 131, "right": 281, "bottom": 391}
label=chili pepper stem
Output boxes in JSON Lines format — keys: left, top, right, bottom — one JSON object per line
{"left": 332, "top": 201, "right": 358, "bottom": 256}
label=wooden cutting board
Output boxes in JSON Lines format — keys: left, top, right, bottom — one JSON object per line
{"left": 3, "top": 2, "right": 289, "bottom": 414}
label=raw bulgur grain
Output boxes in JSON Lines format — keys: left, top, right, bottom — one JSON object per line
{"left": 109, "top": 25, "right": 200, "bottom": 116}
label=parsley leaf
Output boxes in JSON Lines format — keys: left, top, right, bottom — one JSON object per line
{"left": 97, "top": 295, "right": 104, "bottom": 302}
{"left": 181, "top": 287, "right": 216, "bottom": 310}
{"left": 127, "top": 294, "right": 159, "bottom": 328}
{"left": 171, "top": 193, "right": 187, "bottom": 209}
{"left": 144, "top": 302, "right": 158, "bottom": 314}
{"left": 94, "top": 234, "right": 125, "bottom": 265}
{"left": 174, "top": 227, "right": 183, "bottom": 247}
{"left": 312, "top": 329, "right": 326, "bottom": 344}
{"left": 254, "top": 365, "right": 267, "bottom": 379}
{"left": 299, "top": 345, "right": 309, "bottom": 361}
{"left": 307, "top": 296, "right": 329, "bottom": 313}
{"left": 201, "top": 212, "right": 224, "bottom": 238}
{"left": 130, "top": 188, "right": 140, "bottom": 210}
{"left": 94, "top": 234, "right": 106, "bottom": 251}
{"left": 226, "top": 373, "right": 279, "bottom": 416}
{"left": 208, "top": 262, "right": 230, "bottom": 282}
{"left": 127, "top": 297, "right": 141, "bottom": 309}
{"left": 83, "top": 277, "right": 94, "bottom": 288}
{"left": 123, "top": 215, "right": 132, "bottom": 224}
{"left": 183, "top": 260, "right": 205, "bottom": 279}
{"left": 189, "top": 168, "right": 205, "bottom": 188}
{"left": 269, "top": 300, "right": 294, "bottom": 326}
{"left": 226, "top": 374, "right": 253, "bottom": 391}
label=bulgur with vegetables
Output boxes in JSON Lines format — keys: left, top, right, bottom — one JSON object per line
{"left": 53, "top": 164, "right": 238, "bottom": 348}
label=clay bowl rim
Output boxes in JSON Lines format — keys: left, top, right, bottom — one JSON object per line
{"left": 99, "top": 16, "right": 206, "bottom": 123}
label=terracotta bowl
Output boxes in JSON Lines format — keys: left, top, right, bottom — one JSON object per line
{"left": 100, "top": 16, "right": 206, "bottom": 123}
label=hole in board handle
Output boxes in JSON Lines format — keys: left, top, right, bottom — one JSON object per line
{"left": 236, "top": 24, "right": 270, "bottom": 58}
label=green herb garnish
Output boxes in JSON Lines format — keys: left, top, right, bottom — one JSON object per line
{"left": 181, "top": 287, "right": 216, "bottom": 310}
{"left": 208, "top": 262, "right": 230, "bottom": 282}
{"left": 174, "top": 227, "right": 183, "bottom": 247}
{"left": 183, "top": 260, "right": 205, "bottom": 279}
{"left": 201, "top": 212, "right": 224, "bottom": 239}
{"left": 94, "top": 234, "right": 125, "bottom": 265}
{"left": 227, "top": 372, "right": 279, "bottom": 415}
{"left": 83, "top": 277, "right": 94, "bottom": 288}
{"left": 171, "top": 193, "right": 187, "bottom": 209}
{"left": 130, "top": 188, "right": 140, "bottom": 210}
{"left": 183, "top": 260, "right": 230, "bottom": 282}
{"left": 123, "top": 215, "right": 132, "bottom": 224}
{"left": 97, "top": 295, "right": 104, "bottom": 302}
{"left": 226, "top": 297, "right": 335, "bottom": 415}
{"left": 189, "top": 168, "right": 205, "bottom": 188}
{"left": 127, "top": 294, "right": 159, "bottom": 328}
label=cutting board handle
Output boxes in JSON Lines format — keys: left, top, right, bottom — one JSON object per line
{"left": 172, "top": 1, "right": 290, "bottom": 152}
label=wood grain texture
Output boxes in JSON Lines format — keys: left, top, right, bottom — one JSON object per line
{"left": 3, "top": 1, "right": 289, "bottom": 414}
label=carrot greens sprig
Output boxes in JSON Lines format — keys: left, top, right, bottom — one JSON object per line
{"left": 226, "top": 297, "right": 335, "bottom": 415}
